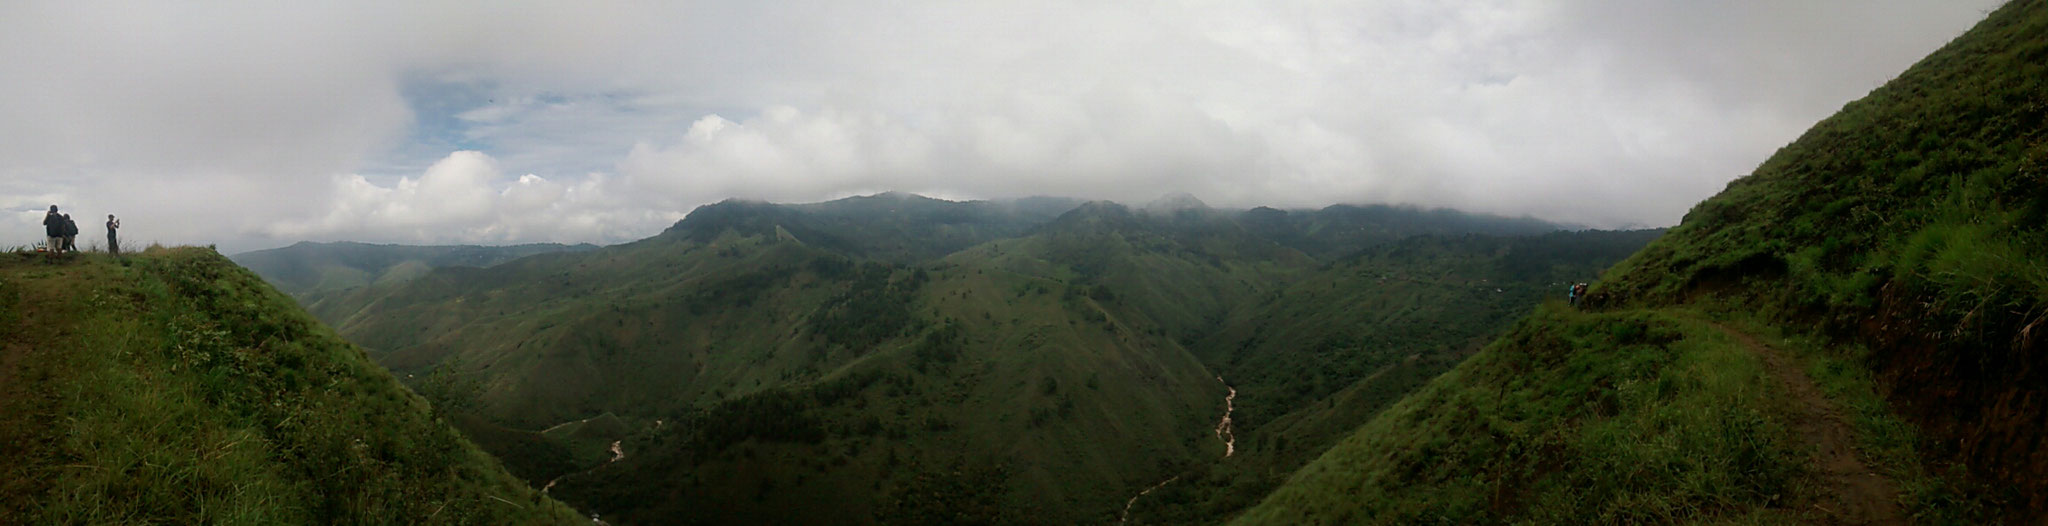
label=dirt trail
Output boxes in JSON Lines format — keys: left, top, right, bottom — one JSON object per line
{"left": 540, "top": 439, "right": 628, "bottom": 494}
{"left": 1709, "top": 322, "right": 1903, "bottom": 525}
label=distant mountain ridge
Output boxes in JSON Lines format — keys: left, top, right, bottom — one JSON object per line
{"left": 233, "top": 241, "right": 599, "bottom": 297}
{"left": 277, "top": 191, "right": 1649, "bottom": 523}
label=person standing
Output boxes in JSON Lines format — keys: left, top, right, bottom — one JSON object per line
{"left": 106, "top": 214, "right": 121, "bottom": 256}
{"left": 61, "top": 214, "right": 78, "bottom": 253}
{"left": 42, "top": 205, "right": 64, "bottom": 257}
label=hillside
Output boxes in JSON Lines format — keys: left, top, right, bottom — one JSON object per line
{"left": 0, "top": 248, "right": 584, "bottom": 524}
{"left": 231, "top": 241, "right": 598, "bottom": 298}
{"left": 291, "top": 192, "right": 1657, "bottom": 523}
{"left": 1126, "top": 229, "right": 1663, "bottom": 523}
{"left": 1239, "top": 1, "right": 2045, "bottom": 523}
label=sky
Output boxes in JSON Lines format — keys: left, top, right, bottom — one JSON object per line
{"left": 0, "top": 1, "right": 2005, "bottom": 253}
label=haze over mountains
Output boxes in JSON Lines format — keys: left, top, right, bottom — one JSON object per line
{"left": 237, "top": 194, "right": 1651, "bottom": 523}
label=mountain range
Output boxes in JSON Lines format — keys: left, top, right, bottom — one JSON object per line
{"left": 259, "top": 194, "right": 1649, "bottom": 523}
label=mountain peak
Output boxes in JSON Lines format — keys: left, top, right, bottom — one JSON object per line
{"left": 1142, "top": 192, "right": 1210, "bottom": 215}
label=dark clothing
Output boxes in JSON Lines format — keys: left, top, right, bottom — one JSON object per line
{"left": 62, "top": 216, "right": 78, "bottom": 252}
{"left": 107, "top": 220, "right": 120, "bottom": 255}
{"left": 43, "top": 212, "right": 63, "bottom": 237}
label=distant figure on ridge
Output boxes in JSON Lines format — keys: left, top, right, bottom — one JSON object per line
{"left": 106, "top": 214, "right": 121, "bottom": 256}
{"left": 1569, "top": 282, "right": 1588, "bottom": 308}
{"left": 61, "top": 214, "right": 78, "bottom": 253}
{"left": 42, "top": 205, "right": 64, "bottom": 258}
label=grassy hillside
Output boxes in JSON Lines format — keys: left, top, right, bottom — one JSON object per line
{"left": 1236, "top": 307, "right": 1815, "bottom": 524}
{"left": 233, "top": 241, "right": 597, "bottom": 298}
{"left": 550, "top": 260, "right": 1224, "bottom": 524}
{"left": 316, "top": 204, "right": 1241, "bottom": 523}
{"left": 1125, "top": 229, "right": 1660, "bottom": 524}
{"left": 1592, "top": 0, "right": 2048, "bottom": 517}
{"left": 1241, "top": 1, "right": 2045, "bottom": 522}
{"left": 292, "top": 193, "right": 1622, "bottom": 523}
{"left": 0, "top": 248, "right": 583, "bottom": 524}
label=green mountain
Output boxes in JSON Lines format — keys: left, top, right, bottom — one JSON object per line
{"left": 289, "top": 192, "right": 1658, "bottom": 523}
{"left": 1238, "top": 1, "right": 2046, "bottom": 523}
{"left": 0, "top": 248, "right": 584, "bottom": 524}
{"left": 1127, "top": 229, "right": 1663, "bottom": 523}
{"left": 230, "top": 241, "right": 599, "bottom": 298}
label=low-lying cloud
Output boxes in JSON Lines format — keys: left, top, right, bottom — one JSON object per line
{"left": 0, "top": 0, "right": 2003, "bottom": 252}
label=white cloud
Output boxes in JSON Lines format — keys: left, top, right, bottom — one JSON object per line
{"left": 0, "top": 0, "right": 2007, "bottom": 251}
{"left": 256, "top": 151, "right": 665, "bottom": 248}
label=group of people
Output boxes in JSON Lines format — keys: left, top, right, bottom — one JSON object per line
{"left": 41, "top": 205, "right": 119, "bottom": 258}
{"left": 1567, "top": 282, "right": 1590, "bottom": 307}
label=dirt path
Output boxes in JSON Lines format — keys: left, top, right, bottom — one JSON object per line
{"left": 1118, "top": 475, "right": 1179, "bottom": 524}
{"left": 540, "top": 440, "right": 628, "bottom": 494}
{"left": 1708, "top": 322, "right": 1903, "bottom": 525}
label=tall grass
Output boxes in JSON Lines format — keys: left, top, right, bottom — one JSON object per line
{"left": 1232, "top": 306, "right": 1804, "bottom": 524}
{"left": 0, "top": 248, "right": 584, "bottom": 524}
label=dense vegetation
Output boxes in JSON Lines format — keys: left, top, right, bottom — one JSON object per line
{"left": 269, "top": 192, "right": 1658, "bottom": 523}
{"left": 0, "top": 248, "right": 583, "bottom": 524}
{"left": 1128, "top": 229, "right": 1662, "bottom": 523}
{"left": 1237, "top": 307, "right": 1807, "bottom": 524}
{"left": 230, "top": 241, "right": 596, "bottom": 298}
{"left": 1241, "top": 1, "right": 2046, "bottom": 522}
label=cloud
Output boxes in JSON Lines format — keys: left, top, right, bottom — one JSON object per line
{"left": 0, "top": 0, "right": 2005, "bottom": 250}
{"left": 256, "top": 151, "right": 665, "bottom": 248}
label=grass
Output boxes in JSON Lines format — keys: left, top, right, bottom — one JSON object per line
{"left": 0, "top": 248, "right": 585, "bottom": 524}
{"left": 1709, "top": 303, "right": 1995, "bottom": 523}
{"left": 1586, "top": 1, "right": 2048, "bottom": 518}
{"left": 1231, "top": 306, "right": 1805, "bottom": 525}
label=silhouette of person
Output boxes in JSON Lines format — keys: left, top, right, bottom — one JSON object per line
{"left": 106, "top": 214, "right": 121, "bottom": 256}
{"left": 42, "top": 205, "right": 64, "bottom": 257}
{"left": 61, "top": 214, "right": 78, "bottom": 253}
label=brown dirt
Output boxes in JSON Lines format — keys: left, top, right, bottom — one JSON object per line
{"left": 1710, "top": 322, "right": 1903, "bottom": 525}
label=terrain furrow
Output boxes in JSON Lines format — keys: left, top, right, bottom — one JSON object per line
{"left": 1708, "top": 322, "right": 1903, "bottom": 525}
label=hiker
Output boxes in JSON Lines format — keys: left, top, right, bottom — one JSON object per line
{"left": 42, "top": 205, "right": 64, "bottom": 257}
{"left": 106, "top": 214, "right": 121, "bottom": 255}
{"left": 61, "top": 214, "right": 78, "bottom": 253}
{"left": 1570, "top": 282, "right": 1589, "bottom": 307}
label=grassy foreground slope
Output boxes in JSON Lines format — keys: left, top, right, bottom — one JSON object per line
{"left": 1591, "top": 0, "right": 2048, "bottom": 516}
{"left": 1236, "top": 307, "right": 1806, "bottom": 524}
{"left": 0, "top": 248, "right": 582, "bottom": 524}
{"left": 1242, "top": 1, "right": 2044, "bottom": 523}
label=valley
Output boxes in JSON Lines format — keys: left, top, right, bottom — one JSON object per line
{"left": 247, "top": 194, "right": 1655, "bottom": 523}
{"left": 6, "top": 1, "right": 2037, "bottom": 524}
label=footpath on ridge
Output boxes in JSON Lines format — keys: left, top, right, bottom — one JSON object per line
{"left": 1702, "top": 320, "right": 1903, "bottom": 525}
